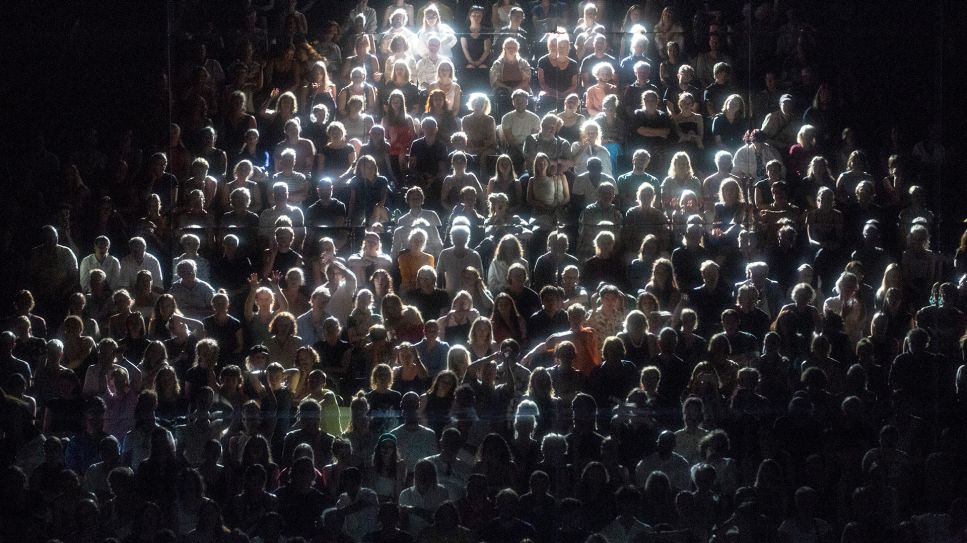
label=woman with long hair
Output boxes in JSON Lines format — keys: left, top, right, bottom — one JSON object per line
{"left": 419, "top": 369, "right": 458, "bottom": 436}
{"left": 526, "top": 153, "right": 570, "bottom": 230}
{"left": 644, "top": 258, "right": 681, "bottom": 312}
{"left": 660, "top": 151, "right": 703, "bottom": 214}
{"left": 381, "top": 59, "right": 420, "bottom": 117}
{"left": 342, "top": 392, "right": 377, "bottom": 469}
{"left": 369, "top": 432, "right": 406, "bottom": 502}
{"left": 416, "top": 4, "right": 457, "bottom": 58}
{"left": 461, "top": 267, "right": 494, "bottom": 316}
{"left": 491, "top": 292, "right": 527, "bottom": 344}
{"left": 391, "top": 341, "right": 429, "bottom": 395}
{"left": 382, "top": 89, "right": 418, "bottom": 181}
{"left": 301, "top": 60, "right": 337, "bottom": 115}
{"left": 438, "top": 290, "right": 480, "bottom": 347}
{"left": 346, "top": 154, "right": 388, "bottom": 227}
{"left": 427, "top": 59, "right": 462, "bottom": 114}
{"left": 711, "top": 93, "right": 747, "bottom": 150}
{"left": 467, "top": 316, "right": 498, "bottom": 360}
{"left": 424, "top": 89, "right": 461, "bottom": 143}
{"left": 487, "top": 234, "right": 528, "bottom": 294}
{"left": 486, "top": 154, "right": 523, "bottom": 212}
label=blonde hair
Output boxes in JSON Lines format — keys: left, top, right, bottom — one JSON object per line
{"left": 668, "top": 151, "right": 695, "bottom": 179}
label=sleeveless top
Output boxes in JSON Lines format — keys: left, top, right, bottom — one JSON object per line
{"left": 464, "top": 32, "right": 487, "bottom": 63}
{"left": 385, "top": 119, "right": 416, "bottom": 156}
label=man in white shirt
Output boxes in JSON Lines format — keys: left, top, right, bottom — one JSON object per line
{"left": 392, "top": 187, "right": 444, "bottom": 258}
{"left": 635, "top": 431, "right": 692, "bottom": 492}
{"left": 500, "top": 90, "right": 541, "bottom": 171}
{"left": 424, "top": 428, "right": 472, "bottom": 501}
{"left": 599, "top": 486, "right": 655, "bottom": 543}
{"left": 118, "top": 236, "right": 163, "bottom": 290}
{"left": 414, "top": 35, "right": 445, "bottom": 90}
{"left": 398, "top": 459, "right": 449, "bottom": 536}
{"left": 391, "top": 392, "right": 438, "bottom": 476}
{"left": 333, "top": 466, "right": 379, "bottom": 541}
{"left": 79, "top": 236, "right": 121, "bottom": 292}
{"left": 435, "top": 223, "right": 483, "bottom": 295}
{"left": 258, "top": 182, "right": 306, "bottom": 250}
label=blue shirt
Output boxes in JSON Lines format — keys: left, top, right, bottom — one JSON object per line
{"left": 415, "top": 338, "right": 450, "bottom": 378}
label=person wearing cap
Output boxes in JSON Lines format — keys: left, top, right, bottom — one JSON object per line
{"left": 761, "top": 93, "right": 801, "bottom": 150}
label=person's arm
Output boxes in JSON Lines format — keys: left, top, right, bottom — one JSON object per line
{"left": 265, "top": 270, "right": 289, "bottom": 312}
{"left": 244, "top": 273, "right": 259, "bottom": 321}
{"left": 258, "top": 88, "right": 280, "bottom": 119}
{"left": 330, "top": 257, "right": 358, "bottom": 292}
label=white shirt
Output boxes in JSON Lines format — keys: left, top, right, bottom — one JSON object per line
{"left": 414, "top": 55, "right": 445, "bottom": 89}
{"left": 392, "top": 210, "right": 445, "bottom": 258}
{"left": 436, "top": 247, "right": 483, "bottom": 296}
{"left": 119, "top": 252, "right": 163, "bottom": 290}
{"left": 337, "top": 488, "right": 379, "bottom": 542}
{"left": 500, "top": 110, "right": 542, "bottom": 148}
{"left": 398, "top": 483, "right": 449, "bottom": 535}
{"left": 391, "top": 423, "right": 439, "bottom": 473}
{"left": 570, "top": 143, "right": 614, "bottom": 177}
{"left": 425, "top": 453, "right": 471, "bottom": 501}
{"left": 732, "top": 143, "right": 786, "bottom": 180}
{"left": 635, "top": 451, "right": 691, "bottom": 491}
{"left": 79, "top": 253, "right": 121, "bottom": 292}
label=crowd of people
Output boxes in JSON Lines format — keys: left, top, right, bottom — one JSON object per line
{"left": 1, "top": 0, "right": 965, "bottom": 542}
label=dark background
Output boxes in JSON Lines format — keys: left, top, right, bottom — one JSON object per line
{"left": 1, "top": 0, "right": 963, "bottom": 244}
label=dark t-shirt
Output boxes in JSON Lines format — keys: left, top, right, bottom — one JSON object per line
{"left": 579, "top": 53, "right": 617, "bottom": 85}
{"left": 305, "top": 198, "right": 348, "bottom": 227}
{"left": 404, "top": 288, "right": 451, "bottom": 321}
{"left": 629, "top": 109, "right": 674, "bottom": 151}
{"left": 409, "top": 137, "right": 449, "bottom": 178}
{"left": 506, "top": 287, "right": 542, "bottom": 323}
{"left": 203, "top": 314, "right": 243, "bottom": 367}
{"left": 711, "top": 114, "right": 747, "bottom": 149}
{"left": 538, "top": 54, "right": 579, "bottom": 93}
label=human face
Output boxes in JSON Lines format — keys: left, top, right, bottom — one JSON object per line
{"left": 503, "top": 42, "right": 518, "bottom": 58}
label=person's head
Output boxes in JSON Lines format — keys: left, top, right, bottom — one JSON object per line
{"left": 581, "top": 120, "right": 602, "bottom": 146}
{"left": 594, "top": 230, "right": 616, "bottom": 256}
{"left": 723, "top": 93, "right": 745, "bottom": 117}
{"left": 549, "top": 339, "right": 576, "bottom": 369}
{"left": 500, "top": 37, "right": 520, "bottom": 60}
{"left": 668, "top": 151, "right": 694, "bottom": 179}
{"left": 370, "top": 363, "right": 393, "bottom": 391}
